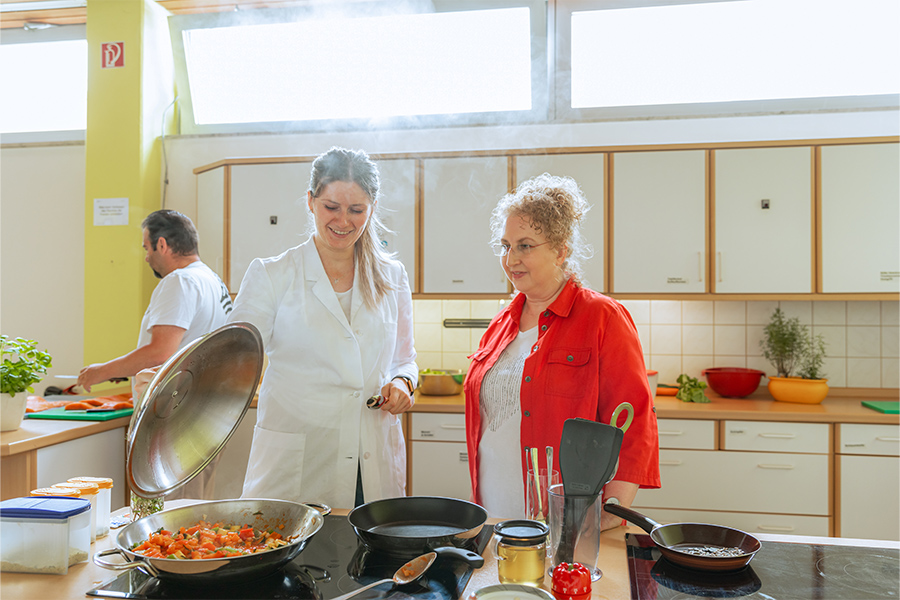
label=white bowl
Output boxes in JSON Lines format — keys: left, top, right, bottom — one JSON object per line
{"left": 1, "top": 393, "right": 28, "bottom": 431}
{"left": 647, "top": 370, "right": 659, "bottom": 396}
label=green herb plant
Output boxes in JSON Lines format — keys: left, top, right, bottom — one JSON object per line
{"left": 1, "top": 335, "right": 52, "bottom": 397}
{"left": 760, "top": 308, "right": 827, "bottom": 379}
{"left": 676, "top": 373, "right": 709, "bottom": 403}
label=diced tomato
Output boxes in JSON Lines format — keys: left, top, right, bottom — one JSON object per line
{"left": 238, "top": 527, "right": 255, "bottom": 540}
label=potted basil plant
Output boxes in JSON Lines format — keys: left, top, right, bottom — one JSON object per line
{"left": 1, "top": 335, "right": 52, "bottom": 430}
{"left": 760, "top": 309, "right": 829, "bottom": 404}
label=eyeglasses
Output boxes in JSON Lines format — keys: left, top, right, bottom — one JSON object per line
{"left": 491, "top": 242, "right": 550, "bottom": 257}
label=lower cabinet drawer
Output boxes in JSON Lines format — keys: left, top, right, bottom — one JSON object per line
{"left": 410, "top": 413, "right": 467, "bottom": 442}
{"left": 628, "top": 507, "right": 830, "bottom": 537}
{"left": 657, "top": 419, "right": 716, "bottom": 450}
{"left": 410, "top": 440, "right": 471, "bottom": 500}
{"left": 838, "top": 423, "right": 900, "bottom": 456}
{"left": 633, "top": 449, "right": 829, "bottom": 515}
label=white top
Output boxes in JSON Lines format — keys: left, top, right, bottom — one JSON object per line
{"left": 227, "top": 240, "right": 418, "bottom": 508}
{"left": 477, "top": 326, "right": 538, "bottom": 518}
{"left": 137, "top": 261, "right": 232, "bottom": 350}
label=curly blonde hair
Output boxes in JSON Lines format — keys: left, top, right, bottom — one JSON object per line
{"left": 490, "top": 173, "right": 593, "bottom": 286}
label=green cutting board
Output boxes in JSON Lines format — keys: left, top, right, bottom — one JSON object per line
{"left": 26, "top": 406, "right": 133, "bottom": 421}
{"left": 861, "top": 401, "right": 900, "bottom": 414}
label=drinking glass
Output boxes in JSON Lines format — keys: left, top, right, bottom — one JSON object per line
{"left": 547, "top": 483, "right": 602, "bottom": 581}
{"left": 526, "top": 467, "right": 560, "bottom": 523}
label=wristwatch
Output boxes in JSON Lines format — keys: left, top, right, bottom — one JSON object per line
{"left": 392, "top": 375, "right": 416, "bottom": 396}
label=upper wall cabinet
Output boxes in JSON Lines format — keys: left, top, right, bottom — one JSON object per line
{"left": 821, "top": 143, "right": 900, "bottom": 293}
{"left": 197, "top": 167, "right": 226, "bottom": 281}
{"left": 375, "top": 159, "right": 417, "bottom": 290}
{"left": 612, "top": 150, "right": 706, "bottom": 293}
{"left": 515, "top": 154, "right": 606, "bottom": 292}
{"left": 422, "top": 156, "right": 509, "bottom": 294}
{"left": 713, "top": 147, "right": 813, "bottom": 294}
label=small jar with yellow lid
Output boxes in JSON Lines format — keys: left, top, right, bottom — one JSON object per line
{"left": 68, "top": 477, "right": 113, "bottom": 538}
{"left": 54, "top": 481, "right": 98, "bottom": 542}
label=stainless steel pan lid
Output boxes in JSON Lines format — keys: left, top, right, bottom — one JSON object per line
{"left": 127, "top": 322, "right": 264, "bottom": 498}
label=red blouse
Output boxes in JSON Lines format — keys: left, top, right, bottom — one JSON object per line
{"left": 464, "top": 279, "right": 661, "bottom": 504}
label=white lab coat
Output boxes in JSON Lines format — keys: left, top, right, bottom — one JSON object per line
{"left": 227, "top": 240, "right": 418, "bottom": 508}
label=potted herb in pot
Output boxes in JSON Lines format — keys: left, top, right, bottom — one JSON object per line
{"left": 1, "top": 335, "right": 52, "bottom": 431}
{"left": 760, "top": 309, "right": 829, "bottom": 404}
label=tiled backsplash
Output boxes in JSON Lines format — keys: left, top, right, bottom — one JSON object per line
{"left": 413, "top": 299, "right": 900, "bottom": 389}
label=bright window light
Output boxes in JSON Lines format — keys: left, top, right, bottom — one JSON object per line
{"left": 183, "top": 7, "right": 533, "bottom": 125}
{"left": 570, "top": 0, "right": 900, "bottom": 108}
{"left": 0, "top": 39, "right": 87, "bottom": 133}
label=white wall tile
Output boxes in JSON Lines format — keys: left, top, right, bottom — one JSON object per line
{"left": 821, "top": 357, "right": 846, "bottom": 387}
{"left": 747, "top": 356, "right": 771, "bottom": 376}
{"left": 442, "top": 300, "right": 471, "bottom": 319}
{"left": 813, "top": 302, "right": 846, "bottom": 325}
{"left": 780, "top": 301, "right": 812, "bottom": 324}
{"left": 652, "top": 355, "right": 683, "bottom": 384}
{"left": 442, "top": 327, "right": 473, "bottom": 353}
{"left": 471, "top": 300, "right": 503, "bottom": 319}
{"left": 620, "top": 300, "right": 650, "bottom": 324}
{"left": 636, "top": 324, "right": 650, "bottom": 356}
{"left": 714, "top": 301, "right": 746, "bottom": 325}
{"left": 882, "top": 358, "right": 899, "bottom": 388}
{"left": 414, "top": 323, "right": 443, "bottom": 352}
{"left": 747, "top": 301, "right": 779, "bottom": 325}
{"left": 683, "top": 301, "right": 713, "bottom": 325}
{"left": 848, "top": 301, "right": 881, "bottom": 325}
{"left": 650, "top": 324, "right": 682, "bottom": 355}
{"left": 650, "top": 300, "right": 681, "bottom": 325}
{"left": 413, "top": 300, "right": 443, "bottom": 323}
{"left": 714, "top": 325, "right": 746, "bottom": 356}
{"left": 847, "top": 326, "right": 881, "bottom": 358}
{"left": 746, "top": 325, "right": 766, "bottom": 357}
{"left": 416, "top": 351, "right": 442, "bottom": 370}
{"left": 470, "top": 328, "right": 488, "bottom": 350}
{"left": 847, "top": 357, "right": 881, "bottom": 388}
{"left": 443, "top": 352, "right": 473, "bottom": 372}
{"left": 883, "top": 301, "right": 900, "bottom": 326}
{"left": 813, "top": 326, "right": 846, "bottom": 359}
{"left": 713, "top": 355, "right": 747, "bottom": 368}
{"left": 683, "top": 325, "right": 713, "bottom": 355}
{"left": 681, "top": 356, "right": 712, "bottom": 380}
{"left": 882, "top": 326, "right": 899, "bottom": 359}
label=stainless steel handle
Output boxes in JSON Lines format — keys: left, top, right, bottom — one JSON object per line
{"left": 659, "top": 430, "right": 684, "bottom": 436}
{"left": 876, "top": 436, "right": 900, "bottom": 442}
{"left": 441, "top": 424, "right": 465, "bottom": 430}
{"left": 330, "top": 578, "right": 395, "bottom": 600}
{"left": 93, "top": 548, "right": 160, "bottom": 578}
{"left": 757, "top": 464, "right": 794, "bottom": 470}
{"left": 659, "top": 459, "right": 684, "bottom": 466}
{"left": 757, "top": 524, "right": 795, "bottom": 532}
{"left": 758, "top": 433, "right": 797, "bottom": 439}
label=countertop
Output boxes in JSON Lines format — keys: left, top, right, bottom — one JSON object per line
{"left": 1, "top": 500, "right": 896, "bottom": 600}
{"left": 412, "top": 388, "right": 900, "bottom": 424}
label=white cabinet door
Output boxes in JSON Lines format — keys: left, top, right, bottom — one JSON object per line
{"left": 515, "top": 154, "right": 606, "bottom": 292}
{"left": 612, "top": 150, "right": 706, "bottom": 293}
{"left": 212, "top": 408, "right": 257, "bottom": 500}
{"left": 377, "top": 159, "right": 418, "bottom": 291}
{"left": 197, "top": 167, "right": 227, "bottom": 284}
{"left": 36, "top": 429, "right": 127, "bottom": 511}
{"left": 821, "top": 143, "right": 900, "bottom": 293}
{"left": 714, "top": 147, "right": 813, "bottom": 293}
{"left": 230, "top": 163, "right": 312, "bottom": 291}
{"left": 839, "top": 455, "right": 899, "bottom": 541}
{"left": 422, "top": 157, "right": 509, "bottom": 293}
{"left": 410, "top": 441, "right": 471, "bottom": 500}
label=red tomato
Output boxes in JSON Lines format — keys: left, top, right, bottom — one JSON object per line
{"left": 238, "top": 527, "right": 255, "bottom": 540}
{"left": 551, "top": 562, "right": 592, "bottom": 600}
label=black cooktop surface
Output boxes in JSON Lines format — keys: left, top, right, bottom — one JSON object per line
{"left": 626, "top": 533, "right": 899, "bottom": 600}
{"left": 88, "top": 515, "right": 492, "bottom": 600}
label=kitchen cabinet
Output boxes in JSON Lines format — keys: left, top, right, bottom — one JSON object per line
{"left": 821, "top": 142, "right": 900, "bottom": 293}
{"left": 210, "top": 408, "right": 257, "bottom": 500}
{"left": 612, "top": 150, "right": 706, "bottom": 293}
{"left": 408, "top": 412, "right": 471, "bottom": 500}
{"left": 196, "top": 166, "right": 226, "bottom": 281}
{"left": 515, "top": 154, "right": 606, "bottom": 292}
{"left": 421, "top": 156, "right": 509, "bottom": 294}
{"left": 713, "top": 147, "right": 813, "bottom": 293}
{"left": 837, "top": 423, "right": 900, "bottom": 540}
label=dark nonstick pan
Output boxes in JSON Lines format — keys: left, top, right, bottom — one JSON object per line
{"left": 605, "top": 504, "right": 760, "bottom": 571}
{"left": 348, "top": 496, "right": 486, "bottom": 567}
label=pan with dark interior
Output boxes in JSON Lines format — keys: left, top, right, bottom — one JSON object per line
{"left": 605, "top": 504, "right": 761, "bottom": 571}
{"left": 348, "top": 496, "right": 486, "bottom": 567}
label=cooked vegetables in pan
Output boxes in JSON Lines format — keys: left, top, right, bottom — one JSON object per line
{"left": 131, "top": 519, "right": 291, "bottom": 559}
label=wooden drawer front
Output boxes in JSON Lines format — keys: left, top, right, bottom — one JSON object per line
{"left": 656, "top": 419, "right": 716, "bottom": 450}
{"left": 838, "top": 423, "right": 900, "bottom": 456}
{"left": 410, "top": 441, "right": 471, "bottom": 500}
{"left": 839, "top": 455, "right": 900, "bottom": 541}
{"left": 634, "top": 449, "right": 829, "bottom": 515}
{"left": 410, "top": 413, "right": 466, "bottom": 442}
{"left": 723, "top": 421, "right": 829, "bottom": 454}
{"left": 631, "top": 507, "right": 830, "bottom": 537}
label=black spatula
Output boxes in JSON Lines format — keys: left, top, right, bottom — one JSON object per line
{"left": 557, "top": 418, "right": 624, "bottom": 563}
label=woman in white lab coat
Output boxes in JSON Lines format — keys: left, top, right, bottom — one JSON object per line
{"left": 227, "top": 147, "right": 418, "bottom": 509}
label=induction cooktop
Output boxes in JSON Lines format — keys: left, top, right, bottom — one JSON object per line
{"left": 88, "top": 514, "right": 492, "bottom": 600}
{"left": 626, "top": 533, "right": 899, "bottom": 600}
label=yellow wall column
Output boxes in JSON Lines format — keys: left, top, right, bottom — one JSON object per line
{"left": 83, "top": 0, "right": 175, "bottom": 382}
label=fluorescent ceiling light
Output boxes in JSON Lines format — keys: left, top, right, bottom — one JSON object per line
{"left": 0, "top": 1, "right": 87, "bottom": 12}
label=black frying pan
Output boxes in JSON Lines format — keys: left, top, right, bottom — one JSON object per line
{"left": 348, "top": 496, "right": 486, "bottom": 567}
{"left": 605, "top": 504, "right": 761, "bottom": 571}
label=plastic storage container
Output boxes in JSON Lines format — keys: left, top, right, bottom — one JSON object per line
{"left": 68, "top": 477, "right": 113, "bottom": 538}
{"left": 53, "top": 481, "right": 98, "bottom": 542}
{"left": 0, "top": 497, "right": 91, "bottom": 574}
{"left": 30, "top": 487, "right": 81, "bottom": 499}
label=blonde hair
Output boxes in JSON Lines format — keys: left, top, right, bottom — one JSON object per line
{"left": 308, "top": 147, "right": 395, "bottom": 308}
{"left": 490, "top": 173, "right": 593, "bottom": 286}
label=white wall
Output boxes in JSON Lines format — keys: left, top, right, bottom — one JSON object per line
{"left": 0, "top": 143, "right": 86, "bottom": 390}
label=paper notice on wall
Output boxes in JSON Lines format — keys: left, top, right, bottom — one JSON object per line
{"left": 94, "top": 198, "right": 129, "bottom": 226}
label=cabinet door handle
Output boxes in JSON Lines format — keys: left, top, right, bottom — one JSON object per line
{"left": 717, "top": 252, "right": 722, "bottom": 282}
{"left": 659, "top": 460, "right": 684, "bottom": 466}
{"left": 876, "top": 436, "right": 900, "bottom": 442}
{"left": 757, "top": 524, "right": 795, "bottom": 532}
{"left": 697, "top": 252, "right": 703, "bottom": 283}
{"left": 441, "top": 424, "right": 465, "bottom": 430}
{"left": 758, "top": 433, "right": 797, "bottom": 439}
{"left": 757, "top": 463, "right": 794, "bottom": 470}
{"left": 659, "top": 431, "right": 684, "bottom": 436}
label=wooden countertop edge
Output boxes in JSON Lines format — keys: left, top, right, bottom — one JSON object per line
{"left": 0, "top": 417, "right": 130, "bottom": 457}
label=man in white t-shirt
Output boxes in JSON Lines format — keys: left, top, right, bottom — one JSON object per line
{"left": 77, "top": 210, "right": 232, "bottom": 498}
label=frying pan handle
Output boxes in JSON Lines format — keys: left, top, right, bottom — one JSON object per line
{"left": 603, "top": 503, "right": 663, "bottom": 534}
{"left": 433, "top": 546, "right": 485, "bottom": 569}
{"left": 93, "top": 548, "right": 160, "bottom": 578}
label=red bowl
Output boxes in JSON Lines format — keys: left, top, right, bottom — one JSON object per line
{"left": 702, "top": 367, "right": 765, "bottom": 398}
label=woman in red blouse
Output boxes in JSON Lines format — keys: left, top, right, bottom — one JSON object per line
{"left": 464, "top": 174, "right": 660, "bottom": 530}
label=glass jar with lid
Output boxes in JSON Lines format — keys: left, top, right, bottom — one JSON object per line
{"left": 491, "top": 519, "right": 550, "bottom": 586}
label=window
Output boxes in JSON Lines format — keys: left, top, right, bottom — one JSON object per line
{"left": 0, "top": 26, "right": 87, "bottom": 138}
{"left": 170, "top": 2, "right": 545, "bottom": 134}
